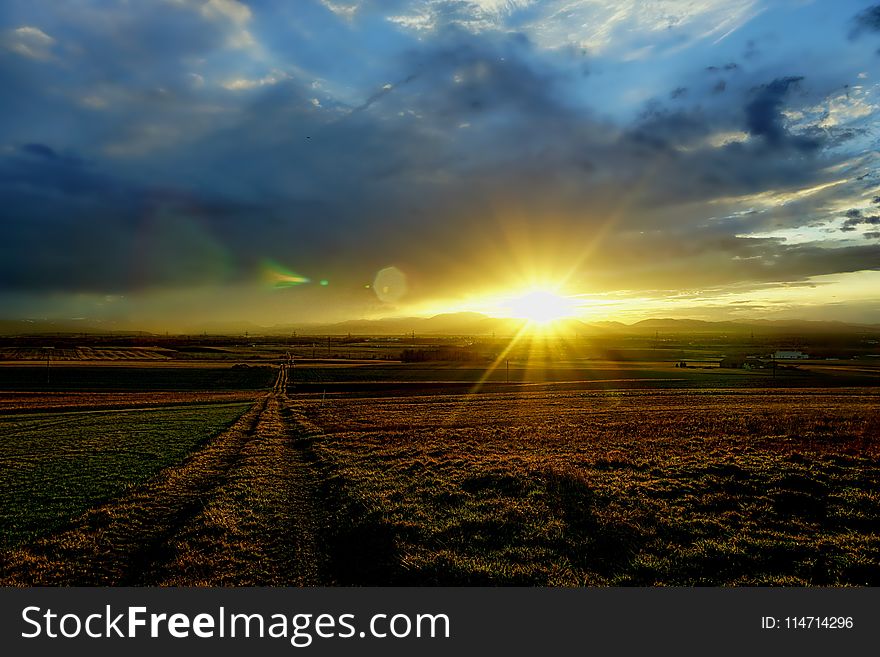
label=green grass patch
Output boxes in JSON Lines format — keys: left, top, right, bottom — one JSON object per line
{"left": 0, "top": 366, "right": 275, "bottom": 391}
{"left": 0, "top": 402, "right": 251, "bottom": 546}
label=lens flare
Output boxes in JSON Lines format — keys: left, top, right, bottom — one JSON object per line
{"left": 261, "top": 260, "right": 310, "bottom": 288}
{"left": 373, "top": 266, "right": 408, "bottom": 303}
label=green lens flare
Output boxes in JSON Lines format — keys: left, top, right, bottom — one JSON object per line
{"left": 261, "top": 260, "right": 310, "bottom": 288}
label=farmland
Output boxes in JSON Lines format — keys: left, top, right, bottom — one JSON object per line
{"left": 0, "top": 364, "right": 275, "bottom": 391}
{"left": 0, "top": 334, "right": 878, "bottom": 586}
{"left": 0, "top": 402, "right": 251, "bottom": 547}
{"left": 300, "top": 388, "right": 880, "bottom": 585}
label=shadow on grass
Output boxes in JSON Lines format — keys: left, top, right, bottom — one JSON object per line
{"left": 283, "top": 410, "right": 407, "bottom": 586}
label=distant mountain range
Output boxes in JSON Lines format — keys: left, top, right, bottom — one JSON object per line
{"left": 306, "top": 315, "right": 880, "bottom": 336}
{"left": 1, "top": 313, "right": 877, "bottom": 337}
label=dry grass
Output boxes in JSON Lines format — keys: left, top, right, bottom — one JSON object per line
{"left": 3, "top": 380, "right": 877, "bottom": 586}
{"left": 0, "top": 347, "right": 173, "bottom": 361}
{"left": 0, "top": 400, "right": 264, "bottom": 585}
{"left": 0, "top": 367, "right": 332, "bottom": 586}
{"left": 147, "top": 395, "right": 329, "bottom": 586}
{"left": 299, "top": 388, "right": 880, "bottom": 585}
{"left": 0, "top": 391, "right": 261, "bottom": 413}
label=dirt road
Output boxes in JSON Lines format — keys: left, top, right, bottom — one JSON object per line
{"left": 0, "top": 366, "right": 332, "bottom": 586}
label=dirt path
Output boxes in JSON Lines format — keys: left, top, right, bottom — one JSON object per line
{"left": 0, "top": 366, "right": 332, "bottom": 586}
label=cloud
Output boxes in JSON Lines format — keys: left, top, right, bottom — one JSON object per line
{"left": 2, "top": 26, "right": 55, "bottom": 60}
{"left": 222, "top": 69, "right": 290, "bottom": 90}
{"left": 0, "top": 0, "right": 879, "bottom": 324}
{"left": 388, "top": 0, "right": 534, "bottom": 33}
{"left": 841, "top": 211, "right": 880, "bottom": 231}
{"left": 168, "top": 0, "right": 255, "bottom": 48}
{"left": 321, "top": 1, "right": 360, "bottom": 21}
{"left": 521, "top": 0, "right": 760, "bottom": 56}
{"left": 850, "top": 4, "right": 880, "bottom": 38}
{"left": 21, "top": 142, "right": 59, "bottom": 159}
{"left": 744, "top": 76, "right": 823, "bottom": 152}
{"left": 200, "top": 0, "right": 252, "bottom": 25}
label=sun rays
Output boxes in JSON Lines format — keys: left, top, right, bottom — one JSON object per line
{"left": 501, "top": 288, "right": 581, "bottom": 327}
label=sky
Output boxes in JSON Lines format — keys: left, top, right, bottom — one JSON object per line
{"left": 1, "top": 0, "right": 880, "bottom": 330}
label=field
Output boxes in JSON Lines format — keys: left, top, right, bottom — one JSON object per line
{"left": 0, "top": 364, "right": 275, "bottom": 391}
{"left": 0, "top": 402, "right": 251, "bottom": 547}
{"left": 0, "top": 336, "right": 878, "bottom": 586}
{"left": 300, "top": 389, "right": 880, "bottom": 585}
{"left": 0, "top": 391, "right": 261, "bottom": 414}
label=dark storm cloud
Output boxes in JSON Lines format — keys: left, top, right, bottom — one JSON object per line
{"left": 744, "top": 77, "right": 822, "bottom": 152}
{"left": 1, "top": 0, "right": 879, "bottom": 316}
{"left": 21, "top": 143, "right": 59, "bottom": 159}
{"left": 706, "top": 63, "right": 739, "bottom": 73}
{"left": 841, "top": 212, "right": 880, "bottom": 231}
{"left": 0, "top": 141, "right": 285, "bottom": 293}
{"left": 397, "top": 32, "right": 566, "bottom": 121}
{"left": 0, "top": 144, "right": 119, "bottom": 197}
{"left": 577, "top": 235, "right": 880, "bottom": 291}
{"left": 851, "top": 4, "right": 880, "bottom": 36}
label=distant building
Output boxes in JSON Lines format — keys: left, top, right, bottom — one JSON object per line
{"left": 773, "top": 350, "right": 809, "bottom": 360}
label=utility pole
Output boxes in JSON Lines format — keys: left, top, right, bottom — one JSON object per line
{"left": 327, "top": 335, "right": 331, "bottom": 358}
{"left": 45, "top": 347, "right": 54, "bottom": 385}
{"left": 506, "top": 359, "right": 509, "bottom": 384}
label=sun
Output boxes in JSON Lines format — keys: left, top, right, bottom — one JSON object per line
{"left": 504, "top": 288, "right": 580, "bottom": 325}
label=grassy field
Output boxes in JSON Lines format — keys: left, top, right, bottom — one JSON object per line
{"left": 1, "top": 354, "right": 878, "bottom": 586}
{"left": 0, "top": 364, "right": 276, "bottom": 391}
{"left": 298, "top": 388, "right": 880, "bottom": 585}
{"left": 0, "top": 402, "right": 251, "bottom": 546}
{"left": 0, "top": 391, "right": 261, "bottom": 414}
{"left": 286, "top": 359, "right": 880, "bottom": 396}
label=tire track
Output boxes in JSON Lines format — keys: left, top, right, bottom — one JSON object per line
{"left": 0, "top": 393, "right": 266, "bottom": 585}
{"left": 0, "top": 366, "right": 333, "bottom": 586}
{"left": 145, "top": 365, "right": 328, "bottom": 585}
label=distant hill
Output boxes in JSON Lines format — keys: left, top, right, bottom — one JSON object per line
{"left": 181, "top": 320, "right": 270, "bottom": 336}
{"left": 627, "top": 318, "right": 879, "bottom": 335}
{"left": 0, "top": 314, "right": 877, "bottom": 337}
{"left": 277, "top": 313, "right": 525, "bottom": 336}
{"left": 0, "top": 319, "right": 153, "bottom": 336}
{"left": 633, "top": 318, "right": 730, "bottom": 329}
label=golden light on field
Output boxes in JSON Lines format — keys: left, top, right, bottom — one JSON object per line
{"left": 450, "top": 283, "right": 594, "bottom": 400}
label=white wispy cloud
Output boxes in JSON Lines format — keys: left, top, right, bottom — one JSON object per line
{"left": 527, "top": 0, "right": 759, "bottom": 54}
{"left": 388, "top": 0, "right": 533, "bottom": 33}
{"left": 321, "top": 0, "right": 360, "bottom": 21}
{"left": 222, "top": 69, "right": 290, "bottom": 90}
{"left": 166, "top": 0, "right": 255, "bottom": 48}
{"left": 385, "top": 0, "right": 759, "bottom": 55}
{"left": 3, "top": 25, "right": 56, "bottom": 60}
